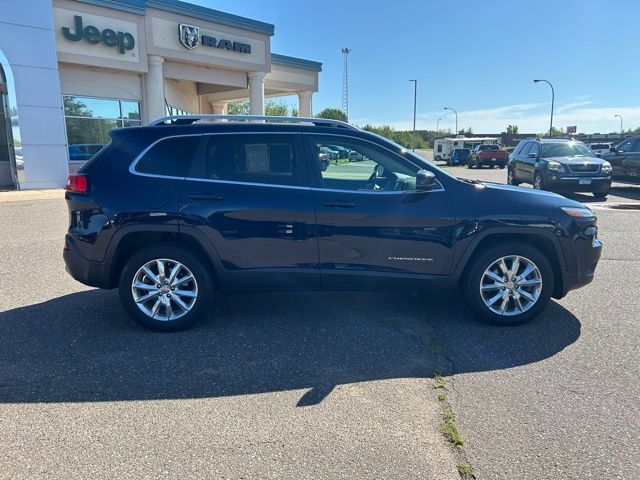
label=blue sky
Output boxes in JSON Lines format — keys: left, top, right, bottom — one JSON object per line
{"left": 199, "top": 0, "right": 639, "bottom": 133}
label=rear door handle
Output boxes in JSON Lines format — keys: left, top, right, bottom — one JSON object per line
{"left": 323, "top": 200, "right": 356, "bottom": 208}
{"left": 188, "top": 193, "right": 224, "bottom": 201}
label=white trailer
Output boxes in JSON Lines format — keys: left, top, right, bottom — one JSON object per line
{"left": 433, "top": 136, "right": 499, "bottom": 161}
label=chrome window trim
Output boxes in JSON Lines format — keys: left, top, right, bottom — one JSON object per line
{"left": 129, "top": 133, "right": 205, "bottom": 180}
{"left": 129, "top": 130, "right": 445, "bottom": 193}
{"left": 183, "top": 176, "right": 312, "bottom": 191}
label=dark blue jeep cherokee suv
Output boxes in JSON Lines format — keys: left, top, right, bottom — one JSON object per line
{"left": 64, "top": 115, "right": 602, "bottom": 331}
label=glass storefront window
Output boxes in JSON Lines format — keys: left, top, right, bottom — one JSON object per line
{"left": 63, "top": 96, "right": 141, "bottom": 162}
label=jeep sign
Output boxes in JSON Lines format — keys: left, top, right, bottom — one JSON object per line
{"left": 62, "top": 15, "right": 135, "bottom": 54}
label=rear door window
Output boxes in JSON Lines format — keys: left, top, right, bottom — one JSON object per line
{"left": 190, "top": 134, "right": 306, "bottom": 187}
{"left": 135, "top": 135, "right": 202, "bottom": 177}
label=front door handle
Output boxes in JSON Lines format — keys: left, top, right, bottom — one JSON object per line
{"left": 323, "top": 200, "right": 356, "bottom": 208}
{"left": 188, "top": 193, "right": 224, "bottom": 201}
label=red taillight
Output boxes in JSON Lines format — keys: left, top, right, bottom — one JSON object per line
{"left": 66, "top": 174, "right": 89, "bottom": 193}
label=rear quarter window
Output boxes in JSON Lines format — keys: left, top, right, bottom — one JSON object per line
{"left": 135, "top": 135, "right": 202, "bottom": 177}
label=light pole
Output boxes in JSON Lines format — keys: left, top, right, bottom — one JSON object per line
{"left": 614, "top": 114, "right": 623, "bottom": 137}
{"left": 444, "top": 107, "right": 457, "bottom": 135}
{"left": 409, "top": 79, "right": 417, "bottom": 151}
{"left": 533, "top": 79, "right": 555, "bottom": 137}
{"left": 436, "top": 117, "right": 441, "bottom": 133}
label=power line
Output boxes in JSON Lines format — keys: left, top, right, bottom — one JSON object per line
{"left": 341, "top": 48, "right": 350, "bottom": 121}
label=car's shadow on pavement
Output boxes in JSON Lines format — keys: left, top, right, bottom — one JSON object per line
{"left": 0, "top": 289, "right": 581, "bottom": 406}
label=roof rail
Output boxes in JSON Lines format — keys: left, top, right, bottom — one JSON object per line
{"left": 148, "top": 114, "right": 359, "bottom": 131}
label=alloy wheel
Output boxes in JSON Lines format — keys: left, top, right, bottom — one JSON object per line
{"left": 131, "top": 258, "right": 198, "bottom": 321}
{"left": 534, "top": 173, "right": 543, "bottom": 189}
{"left": 479, "top": 255, "right": 542, "bottom": 317}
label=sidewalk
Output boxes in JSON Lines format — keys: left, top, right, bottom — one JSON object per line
{"left": 0, "top": 189, "right": 64, "bottom": 202}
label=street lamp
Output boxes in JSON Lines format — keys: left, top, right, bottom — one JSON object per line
{"left": 533, "top": 79, "right": 555, "bottom": 137}
{"left": 614, "top": 114, "right": 623, "bottom": 137}
{"left": 444, "top": 107, "right": 458, "bottom": 135}
{"left": 409, "top": 80, "right": 417, "bottom": 151}
{"left": 436, "top": 117, "right": 441, "bottom": 133}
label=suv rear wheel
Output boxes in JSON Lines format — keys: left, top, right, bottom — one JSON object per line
{"left": 119, "top": 245, "right": 213, "bottom": 331}
{"left": 464, "top": 243, "right": 554, "bottom": 325}
{"left": 507, "top": 167, "right": 519, "bottom": 185}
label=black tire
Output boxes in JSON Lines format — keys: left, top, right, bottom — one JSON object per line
{"left": 467, "top": 161, "right": 474, "bottom": 169}
{"left": 434, "top": 155, "right": 442, "bottom": 161}
{"left": 499, "top": 163, "right": 506, "bottom": 169}
{"left": 464, "top": 243, "right": 554, "bottom": 326}
{"left": 593, "top": 191, "right": 609, "bottom": 200}
{"left": 533, "top": 171, "right": 545, "bottom": 190}
{"left": 118, "top": 244, "right": 214, "bottom": 331}
{"left": 507, "top": 167, "right": 519, "bottom": 186}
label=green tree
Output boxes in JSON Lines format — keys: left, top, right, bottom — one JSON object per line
{"left": 227, "top": 100, "right": 249, "bottom": 115}
{"left": 361, "top": 124, "right": 429, "bottom": 149}
{"left": 506, "top": 124, "right": 519, "bottom": 134}
{"left": 226, "top": 98, "right": 297, "bottom": 116}
{"left": 265, "top": 98, "right": 288, "bottom": 116}
{"left": 316, "top": 108, "right": 348, "bottom": 122}
{"left": 458, "top": 127, "right": 473, "bottom": 135}
{"left": 538, "top": 126, "right": 564, "bottom": 137}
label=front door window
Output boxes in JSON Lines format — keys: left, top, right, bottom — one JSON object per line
{"left": 307, "top": 135, "right": 419, "bottom": 192}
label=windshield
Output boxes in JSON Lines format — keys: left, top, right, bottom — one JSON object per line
{"left": 541, "top": 142, "right": 592, "bottom": 157}
{"left": 365, "top": 132, "right": 457, "bottom": 179}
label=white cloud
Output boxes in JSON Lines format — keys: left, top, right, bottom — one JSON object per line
{"left": 358, "top": 102, "right": 640, "bottom": 134}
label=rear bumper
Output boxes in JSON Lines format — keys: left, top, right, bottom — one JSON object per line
{"left": 63, "top": 235, "right": 112, "bottom": 289}
{"left": 476, "top": 157, "right": 506, "bottom": 165}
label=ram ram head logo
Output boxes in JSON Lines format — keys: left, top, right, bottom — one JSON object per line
{"left": 178, "top": 24, "right": 200, "bottom": 49}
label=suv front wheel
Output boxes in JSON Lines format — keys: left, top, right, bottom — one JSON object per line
{"left": 119, "top": 245, "right": 213, "bottom": 331}
{"left": 464, "top": 243, "right": 554, "bottom": 325}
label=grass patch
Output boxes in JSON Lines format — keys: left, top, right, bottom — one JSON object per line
{"left": 437, "top": 392, "right": 446, "bottom": 402}
{"left": 457, "top": 462, "right": 474, "bottom": 478}
{"left": 441, "top": 409, "right": 464, "bottom": 448}
{"left": 433, "top": 374, "right": 447, "bottom": 390}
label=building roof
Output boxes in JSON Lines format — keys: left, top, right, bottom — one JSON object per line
{"left": 75, "top": 0, "right": 276, "bottom": 35}
{"left": 271, "top": 53, "right": 322, "bottom": 72}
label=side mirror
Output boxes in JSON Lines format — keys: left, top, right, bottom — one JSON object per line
{"left": 609, "top": 147, "right": 617, "bottom": 153}
{"left": 527, "top": 152, "right": 538, "bottom": 158}
{"left": 416, "top": 169, "right": 436, "bottom": 191}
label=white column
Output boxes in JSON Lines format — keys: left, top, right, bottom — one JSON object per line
{"left": 145, "top": 55, "right": 165, "bottom": 122}
{"left": 297, "top": 91, "right": 313, "bottom": 118}
{"left": 247, "top": 71, "right": 266, "bottom": 115}
{"left": 211, "top": 101, "right": 227, "bottom": 115}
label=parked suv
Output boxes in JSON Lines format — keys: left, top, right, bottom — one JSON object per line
{"left": 507, "top": 138, "right": 612, "bottom": 198}
{"left": 599, "top": 136, "right": 640, "bottom": 183}
{"left": 64, "top": 115, "right": 602, "bottom": 331}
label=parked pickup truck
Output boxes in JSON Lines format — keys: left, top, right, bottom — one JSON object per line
{"left": 469, "top": 144, "right": 507, "bottom": 169}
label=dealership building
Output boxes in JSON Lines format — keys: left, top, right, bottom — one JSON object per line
{"left": 0, "top": 0, "right": 322, "bottom": 189}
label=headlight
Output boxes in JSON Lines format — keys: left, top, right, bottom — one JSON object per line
{"left": 547, "top": 161, "right": 565, "bottom": 172}
{"left": 561, "top": 206, "right": 595, "bottom": 218}
{"left": 601, "top": 161, "right": 612, "bottom": 173}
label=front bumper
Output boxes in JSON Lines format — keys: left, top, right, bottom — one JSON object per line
{"left": 543, "top": 171, "right": 612, "bottom": 192}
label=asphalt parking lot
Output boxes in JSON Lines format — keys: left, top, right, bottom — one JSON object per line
{"left": 428, "top": 160, "right": 640, "bottom": 479}
{"left": 0, "top": 195, "right": 458, "bottom": 479}
{"left": 1, "top": 164, "right": 639, "bottom": 478}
